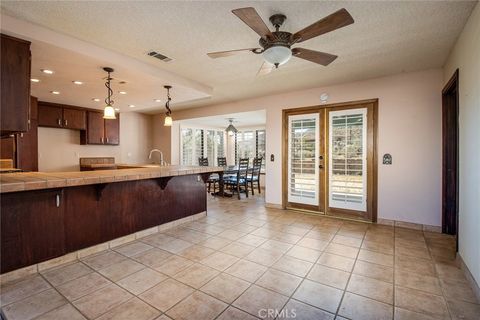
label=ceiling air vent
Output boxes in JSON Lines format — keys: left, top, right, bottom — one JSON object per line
{"left": 148, "top": 51, "right": 172, "bottom": 62}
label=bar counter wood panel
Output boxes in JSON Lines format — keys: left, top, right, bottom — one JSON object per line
{"left": 1, "top": 175, "right": 206, "bottom": 273}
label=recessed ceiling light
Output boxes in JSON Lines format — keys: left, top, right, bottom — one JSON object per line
{"left": 119, "top": 91, "right": 127, "bottom": 95}
{"left": 41, "top": 69, "right": 54, "bottom": 74}
{"left": 154, "top": 99, "right": 162, "bottom": 102}
{"left": 128, "top": 104, "right": 136, "bottom": 108}
{"left": 92, "top": 98, "right": 100, "bottom": 102}
{"left": 115, "top": 108, "right": 120, "bottom": 111}
{"left": 30, "top": 78, "right": 40, "bottom": 83}
{"left": 50, "top": 91, "right": 60, "bottom": 95}
{"left": 72, "top": 81, "right": 83, "bottom": 85}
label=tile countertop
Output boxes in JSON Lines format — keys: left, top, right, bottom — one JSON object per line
{"left": 0, "top": 165, "right": 223, "bottom": 193}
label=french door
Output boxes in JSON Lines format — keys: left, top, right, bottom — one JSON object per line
{"left": 283, "top": 100, "right": 377, "bottom": 222}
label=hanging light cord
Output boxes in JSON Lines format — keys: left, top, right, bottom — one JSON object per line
{"left": 165, "top": 87, "right": 172, "bottom": 116}
{"left": 105, "top": 71, "right": 114, "bottom": 107}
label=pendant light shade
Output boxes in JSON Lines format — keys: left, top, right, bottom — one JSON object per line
{"left": 225, "top": 118, "right": 237, "bottom": 135}
{"left": 164, "top": 85, "right": 173, "bottom": 126}
{"left": 103, "top": 106, "right": 116, "bottom": 119}
{"left": 164, "top": 115, "right": 173, "bottom": 126}
{"left": 102, "top": 67, "right": 116, "bottom": 120}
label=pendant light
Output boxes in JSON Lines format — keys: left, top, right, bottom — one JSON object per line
{"left": 225, "top": 118, "right": 237, "bottom": 136}
{"left": 102, "top": 67, "right": 116, "bottom": 119}
{"left": 164, "top": 85, "right": 173, "bottom": 126}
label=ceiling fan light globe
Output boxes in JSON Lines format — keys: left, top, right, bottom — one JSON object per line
{"left": 262, "top": 46, "right": 292, "bottom": 66}
{"left": 103, "top": 106, "right": 116, "bottom": 119}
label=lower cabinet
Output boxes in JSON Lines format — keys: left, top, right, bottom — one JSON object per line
{"left": 0, "top": 175, "right": 206, "bottom": 274}
{"left": 0, "top": 189, "right": 65, "bottom": 273}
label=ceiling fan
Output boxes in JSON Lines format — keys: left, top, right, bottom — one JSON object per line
{"left": 207, "top": 7, "right": 354, "bottom": 76}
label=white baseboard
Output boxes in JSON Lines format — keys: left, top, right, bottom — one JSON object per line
{"left": 458, "top": 253, "right": 480, "bottom": 303}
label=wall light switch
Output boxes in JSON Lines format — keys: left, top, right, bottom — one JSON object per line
{"left": 270, "top": 154, "right": 274, "bottom": 162}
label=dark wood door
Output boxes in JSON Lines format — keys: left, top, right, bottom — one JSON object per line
{"left": 84, "top": 111, "right": 105, "bottom": 144}
{"left": 1, "top": 34, "right": 31, "bottom": 135}
{"left": 0, "top": 189, "right": 65, "bottom": 273}
{"left": 63, "top": 108, "right": 86, "bottom": 130}
{"left": 16, "top": 97, "right": 39, "bottom": 171}
{"left": 104, "top": 115, "right": 120, "bottom": 145}
{"left": 38, "top": 104, "right": 63, "bottom": 128}
{"left": 442, "top": 70, "right": 459, "bottom": 236}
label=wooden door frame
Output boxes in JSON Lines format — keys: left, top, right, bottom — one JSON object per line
{"left": 442, "top": 69, "right": 459, "bottom": 236}
{"left": 282, "top": 99, "right": 378, "bottom": 222}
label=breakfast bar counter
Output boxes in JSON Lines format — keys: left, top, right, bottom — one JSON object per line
{"left": 0, "top": 165, "right": 223, "bottom": 274}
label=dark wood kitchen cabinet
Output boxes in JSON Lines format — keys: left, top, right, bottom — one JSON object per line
{"left": 0, "top": 97, "right": 38, "bottom": 171}
{"left": 105, "top": 117, "right": 120, "bottom": 145}
{"left": 1, "top": 34, "right": 31, "bottom": 136}
{"left": 0, "top": 189, "right": 65, "bottom": 273}
{"left": 38, "top": 102, "right": 86, "bottom": 130}
{"left": 16, "top": 97, "right": 39, "bottom": 171}
{"left": 81, "top": 111, "right": 119, "bottom": 145}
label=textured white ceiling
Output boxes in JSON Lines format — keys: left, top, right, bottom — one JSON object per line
{"left": 1, "top": 1, "right": 477, "bottom": 112}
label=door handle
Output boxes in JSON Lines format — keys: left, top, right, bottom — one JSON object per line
{"left": 101, "top": 137, "right": 104, "bottom": 144}
{"left": 64, "top": 119, "right": 68, "bottom": 126}
{"left": 57, "top": 118, "right": 62, "bottom": 126}
{"left": 106, "top": 137, "right": 109, "bottom": 143}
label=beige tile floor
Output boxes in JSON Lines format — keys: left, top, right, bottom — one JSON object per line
{"left": 1, "top": 194, "right": 479, "bottom": 320}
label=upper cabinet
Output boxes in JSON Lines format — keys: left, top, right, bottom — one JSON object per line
{"left": 38, "top": 102, "right": 86, "bottom": 130}
{"left": 80, "top": 111, "right": 119, "bottom": 145}
{"left": 1, "top": 34, "right": 31, "bottom": 136}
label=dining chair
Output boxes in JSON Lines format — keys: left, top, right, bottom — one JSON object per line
{"left": 225, "top": 158, "right": 249, "bottom": 199}
{"left": 217, "top": 157, "right": 227, "bottom": 167}
{"left": 198, "top": 157, "right": 219, "bottom": 193}
{"left": 248, "top": 157, "right": 262, "bottom": 195}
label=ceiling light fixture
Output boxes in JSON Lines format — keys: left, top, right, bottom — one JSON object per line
{"left": 72, "top": 80, "right": 83, "bottom": 85}
{"left": 50, "top": 91, "right": 60, "bottom": 95}
{"left": 92, "top": 98, "right": 100, "bottom": 102}
{"left": 163, "top": 85, "right": 173, "bottom": 126}
{"left": 41, "top": 69, "right": 54, "bottom": 74}
{"left": 154, "top": 99, "right": 162, "bottom": 102}
{"left": 119, "top": 91, "right": 127, "bottom": 95}
{"left": 31, "top": 78, "right": 40, "bottom": 83}
{"left": 263, "top": 46, "right": 292, "bottom": 68}
{"left": 225, "top": 118, "right": 238, "bottom": 136}
{"left": 102, "top": 67, "right": 116, "bottom": 119}
{"left": 115, "top": 108, "right": 120, "bottom": 111}
{"left": 128, "top": 104, "right": 136, "bottom": 108}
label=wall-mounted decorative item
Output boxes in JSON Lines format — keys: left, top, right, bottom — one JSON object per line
{"left": 383, "top": 153, "right": 392, "bottom": 165}
{"left": 320, "top": 93, "right": 329, "bottom": 104}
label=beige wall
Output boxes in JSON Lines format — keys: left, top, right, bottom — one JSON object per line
{"left": 158, "top": 68, "right": 444, "bottom": 227}
{"left": 152, "top": 113, "right": 172, "bottom": 164}
{"left": 38, "top": 112, "right": 153, "bottom": 171}
{"left": 443, "top": 3, "right": 480, "bottom": 286}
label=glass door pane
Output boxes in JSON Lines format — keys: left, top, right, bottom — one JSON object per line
{"left": 328, "top": 108, "right": 367, "bottom": 211}
{"left": 288, "top": 113, "right": 319, "bottom": 206}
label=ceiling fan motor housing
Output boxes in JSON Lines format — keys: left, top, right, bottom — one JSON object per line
{"left": 259, "top": 31, "right": 292, "bottom": 50}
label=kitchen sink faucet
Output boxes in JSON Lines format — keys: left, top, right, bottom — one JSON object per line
{"left": 148, "top": 149, "right": 167, "bottom": 166}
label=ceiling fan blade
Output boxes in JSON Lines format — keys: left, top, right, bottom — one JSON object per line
{"left": 207, "top": 48, "right": 260, "bottom": 59}
{"left": 292, "top": 48, "right": 338, "bottom": 66}
{"left": 292, "top": 8, "right": 354, "bottom": 43}
{"left": 256, "top": 62, "right": 274, "bottom": 76}
{"left": 232, "top": 7, "right": 273, "bottom": 38}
